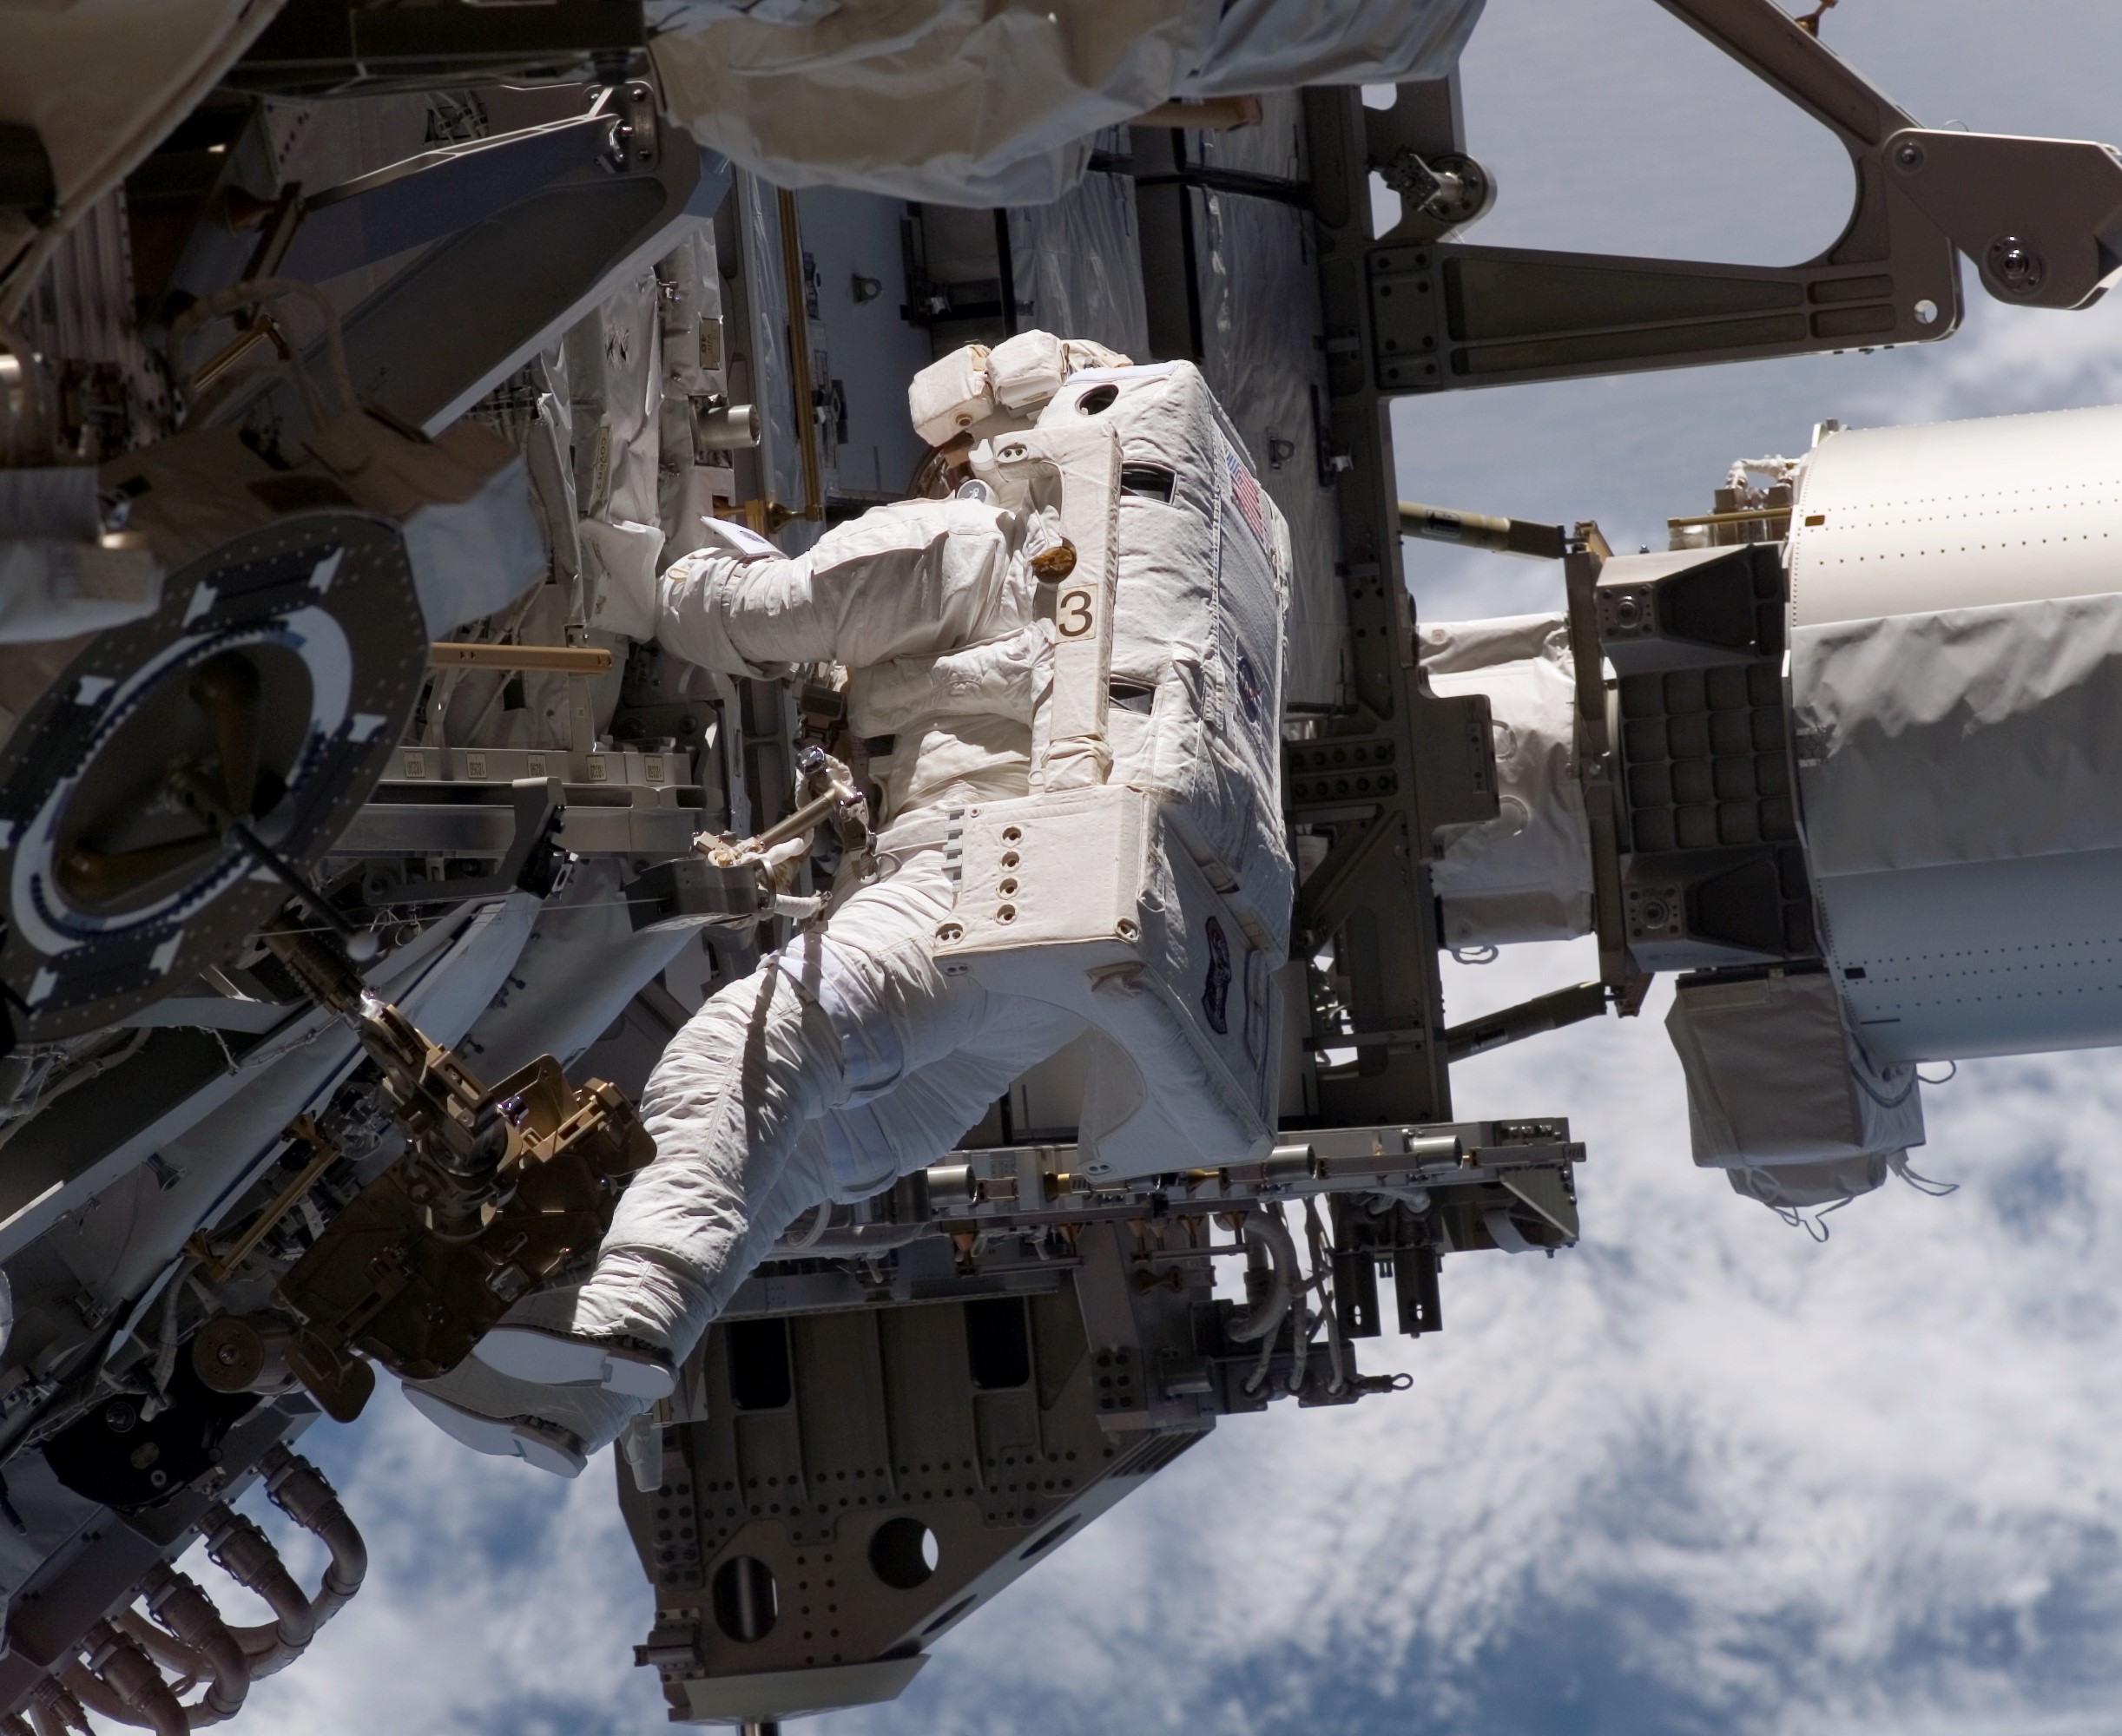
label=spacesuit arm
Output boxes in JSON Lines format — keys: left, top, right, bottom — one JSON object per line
{"left": 654, "top": 496, "right": 1025, "bottom": 676}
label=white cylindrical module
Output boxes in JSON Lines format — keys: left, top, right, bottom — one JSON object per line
{"left": 1786, "top": 403, "right": 2122, "bottom": 1063}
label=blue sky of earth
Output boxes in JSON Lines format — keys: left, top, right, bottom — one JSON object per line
{"left": 216, "top": 3, "right": 2122, "bottom": 1732}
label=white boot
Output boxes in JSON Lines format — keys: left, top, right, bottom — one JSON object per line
{"left": 470, "top": 1282, "right": 676, "bottom": 1400}
{"left": 401, "top": 1355, "right": 647, "bottom": 1476}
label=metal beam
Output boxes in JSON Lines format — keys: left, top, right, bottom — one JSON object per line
{"left": 1298, "top": 82, "right": 1501, "bottom": 1128}
{"left": 1369, "top": 0, "right": 2122, "bottom": 394}
{"left": 274, "top": 104, "right": 627, "bottom": 284}
{"left": 333, "top": 112, "right": 721, "bottom": 434}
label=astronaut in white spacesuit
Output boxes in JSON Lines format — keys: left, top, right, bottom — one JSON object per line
{"left": 408, "top": 333, "right": 1147, "bottom": 1472}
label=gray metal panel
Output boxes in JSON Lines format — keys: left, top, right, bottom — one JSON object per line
{"left": 1820, "top": 848, "right": 2122, "bottom": 1062}
{"left": 278, "top": 109, "right": 623, "bottom": 283}
{"left": 334, "top": 138, "right": 715, "bottom": 435}
{"left": 791, "top": 186, "right": 934, "bottom": 502}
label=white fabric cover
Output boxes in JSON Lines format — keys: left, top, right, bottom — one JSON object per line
{"left": 1664, "top": 970, "right": 1923, "bottom": 1201}
{"left": 1005, "top": 164, "right": 1151, "bottom": 363}
{"left": 301, "top": 414, "right": 548, "bottom": 635}
{"left": 0, "top": 0, "right": 282, "bottom": 312}
{"left": 1792, "top": 590, "right": 2122, "bottom": 879}
{"left": 1190, "top": 95, "right": 1345, "bottom": 706}
{"left": 580, "top": 516, "right": 667, "bottom": 642}
{"left": 1420, "top": 613, "right": 1595, "bottom": 944}
{"left": 648, "top": 0, "right": 1486, "bottom": 207}
{"left": 395, "top": 461, "right": 550, "bottom": 635}
{"left": 1036, "top": 362, "right": 1295, "bottom": 957}
{"left": 1723, "top": 1154, "right": 1895, "bottom": 1214}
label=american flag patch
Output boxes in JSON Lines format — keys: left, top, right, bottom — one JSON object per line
{"left": 1223, "top": 442, "right": 1268, "bottom": 551}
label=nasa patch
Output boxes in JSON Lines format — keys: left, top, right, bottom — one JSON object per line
{"left": 1236, "top": 651, "right": 1262, "bottom": 726}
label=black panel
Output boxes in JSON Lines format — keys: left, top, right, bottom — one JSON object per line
{"left": 726, "top": 1318, "right": 793, "bottom": 1410}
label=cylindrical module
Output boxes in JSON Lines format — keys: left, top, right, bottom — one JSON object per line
{"left": 1786, "top": 402, "right": 2122, "bottom": 1062}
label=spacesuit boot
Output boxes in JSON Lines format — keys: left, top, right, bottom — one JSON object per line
{"left": 400, "top": 1356, "right": 646, "bottom": 1478}
{"left": 462, "top": 1284, "right": 678, "bottom": 1401}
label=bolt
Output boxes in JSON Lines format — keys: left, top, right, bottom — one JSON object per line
{"left": 1987, "top": 235, "right": 2045, "bottom": 295}
{"left": 1893, "top": 139, "right": 1925, "bottom": 171}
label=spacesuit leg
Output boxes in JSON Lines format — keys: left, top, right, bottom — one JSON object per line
{"left": 418, "top": 996, "right": 1084, "bottom": 1468}
{"left": 475, "top": 849, "right": 1079, "bottom": 1389}
{"left": 404, "top": 1145, "right": 835, "bottom": 1470}
{"left": 469, "top": 949, "right": 849, "bottom": 1401}
{"left": 801, "top": 996, "right": 1087, "bottom": 1205}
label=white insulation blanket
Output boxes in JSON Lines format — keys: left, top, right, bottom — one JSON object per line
{"left": 1665, "top": 970, "right": 1923, "bottom": 1212}
{"left": 1792, "top": 589, "right": 2122, "bottom": 878}
{"left": 649, "top": 0, "right": 1485, "bottom": 206}
{"left": 1420, "top": 613, "right": 1595, "bottom": 945}
{"left": 1047, "top": 361, "right": 1295, "bottom": 957}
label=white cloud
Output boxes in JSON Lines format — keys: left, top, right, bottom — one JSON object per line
{"left": 224, "top": 1397, "right": 664, "bottom": 1736}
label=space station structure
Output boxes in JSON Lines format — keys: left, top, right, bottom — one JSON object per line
{"left": 1420, "top": 402, "right": 2122, "bottom": 1216}
{"left": 4, "top": 1, "right": 2122, "bottom": 1733}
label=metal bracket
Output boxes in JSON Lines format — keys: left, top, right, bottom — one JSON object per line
{"left": 1563, "top": 524, "right": 1646, "bottom": 998}
{"left": 1444, "top": 982, "right": 1609, "bottom": 1064}
{"left": 359, "top": 775, "right": 563, "bottom": 907}
{"left": 1372, "top": 0, "right": 2122, "bottom": 394}
{"left": 288, "top": 111, "right": 721, "bottom": 435}
{"left": 270, "top": 89, "right": 643, "bottom": 285}
{"left": 1883, "top": 128, "right": 2122, "bottom": 310}
{"left": 1297, "top": 82, "right": 1508, "bottom": 1128}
